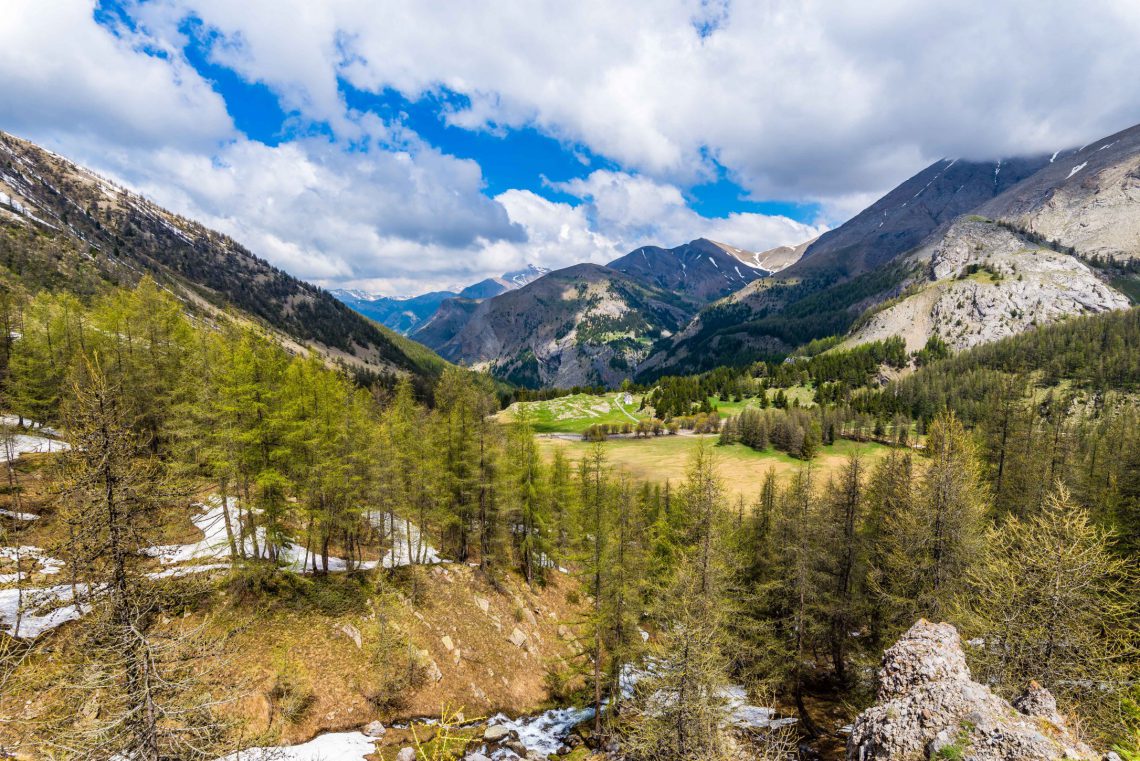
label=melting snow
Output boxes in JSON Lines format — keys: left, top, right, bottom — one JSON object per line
{"left": 0, "top": 583, "right": 90, "bottom": 638}
{"left": 213, "top": 731, "right": 378, "bottom": 761}
{"left": 371, "top": 512, "right": 443, "bottom": 568}
{"left": 0, "top": 545, "right": 63, "bottom": 583}
{"left": 708, "top": 256, "right": 718, "bottom": 268}
{"left": 0, "top": 509, "right": 38, "bottom": 521}
{"left": 145, "top": 497, "right": 443, "bottom": 574}
{"left": 721, "top": 685, "right": 798, "bottom": 729}
{"left": 1067, "top": 162, "right": 1088, "bottom": 179}
{"left": 0, "top": 433, "right": 69, "bottom": 461}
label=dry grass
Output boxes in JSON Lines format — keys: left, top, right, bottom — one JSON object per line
{"left": 536, "top": 435, "right": 893, "bottom": 501}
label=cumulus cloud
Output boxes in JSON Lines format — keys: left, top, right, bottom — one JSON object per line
{"left": 4, "top": 0, "right": 1138, "bottom": 294}
{"left": 552, "top": 170, "right": 824, "bottom": 254}
{"left": 0, "top": 0, "right": 233, "bottom": 150}
{"left": 128, "top": 0, "right": 1140, "bottom": 207}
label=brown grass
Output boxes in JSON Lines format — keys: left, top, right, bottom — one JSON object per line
{"left": 536, "top": 435, "right": 893, "bottom": 501}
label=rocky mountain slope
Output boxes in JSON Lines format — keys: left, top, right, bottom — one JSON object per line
{"left": 413, "top": 239, "right": 776, "bottom": 387}
{"left": 607, "top": 238, "right": 769, "bottom": 302}
{"left": 850, "top": 620, "right": 1100, "bottom": 761}
{"left": 641, "top": 123, "right": 1140, "bottom": 379}
{"left": 842, "top": 218, "right": 1130, "bottom": 351}
{"left": 0, "top": 131, "right": 447, "bottom": 383}
{"left": 840, "top": 124, "right": 1140, "bottom": 352}
{"left": 414, "top": 263, "right": 693, "bottom": 387}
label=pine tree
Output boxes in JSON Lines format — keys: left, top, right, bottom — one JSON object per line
{"left": 821, "top": 454, "right": 865, "bottom": 684}
{"left": 957, "top": 483, "right": 1138, "bottom": 733}
{"left": 621, "top": 442, "right": 736, "bottom": 761}
{"left": 879, "top": 411, "right": 987, "bottom": 623}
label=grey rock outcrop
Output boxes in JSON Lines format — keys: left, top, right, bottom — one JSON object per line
{"left": 848, "top": 620, "right": 1099, "bottom": 761}
{"left": 843, "top": 218, "right": 1130, "bottom": 352}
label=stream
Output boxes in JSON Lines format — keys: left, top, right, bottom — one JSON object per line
{"left": 217, "top": 681, "right": 796, "bottom": 760}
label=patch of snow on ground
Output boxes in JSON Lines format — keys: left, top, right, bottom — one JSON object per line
{"left": 371, "top": 512, "right": 443, "bottom": 567}
{"left": 0, "top": 509, "right": 38, "bottom": 521}
{"left": 0, "top": 583, "right": 90, "bottom": 638}
{"left": 0, "top": 545, "right": 63, "bottom": 583}
{"left": 1, "top": 433, "right": 69, "bottom": 461}
{"left": 145, "top": 497, "right": 442, "bottom": 574}
{"left": 1067, "top": 162, "right": 1088, "bottom": 179}
{"left": 721, "top": 685, "right": 798, "bottom": 729}
{"left": 213, "top": 731, "right": 378, "bottom": 761}
{"left": 0, "top": 414, "right": 58, "bottom": 435}
{"left": 147, "top": 563, "right": 231, "bottom": 580}
{"left": 145, "top": 498, "right": 235, "bottom": 565}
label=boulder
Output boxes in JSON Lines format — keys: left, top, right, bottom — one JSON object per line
{"left": 362, "top": 720, "right": 386, "bottom": 738}
{"left": 336, "top": 622, "right": 362, "bottom": 649}
{"left": 507, "top": 627, "right": 528, "bottom": 648}
{"left": 396, "top": 748, "right": 416, "bottom": 761}
{"left": 484, "top": 724, "right": 511, "bottom": 743}
{"left": 848, "top": 620, "right": 1101, "bottom": 761}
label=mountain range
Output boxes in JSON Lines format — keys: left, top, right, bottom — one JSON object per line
{"left": 331, "top": 264, "right": 550, "bottom": 335}
{"left": 409, "top": 238, "right": 782, "bottom": 387}
{"left": 639, "top": 122, "right": 1140, "bottom": 378}
{"left": 398, "top": 123, "right": 1137, "bottom": 386}
{"left": 3, "top": 119, "right": 1138, "bottom": 392}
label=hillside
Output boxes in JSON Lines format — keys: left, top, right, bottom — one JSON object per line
{"left": 414, "top": 239, "right": 773, "bottom": 387}
{"left": 640, "top": 124, "right": 1140, "bottom": 379}
{"left": 606, "top": 238, "right": 768, "bottom": 303}
{"left": 0, "top": 131, "right": 447, "bottom": 384}
{"left": 414, "top": 263, "right": 693, "bottom": 387}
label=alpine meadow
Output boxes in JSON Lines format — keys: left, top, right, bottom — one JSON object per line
{"left": 1, "top": 3, "right": 1139, "bottom": 761}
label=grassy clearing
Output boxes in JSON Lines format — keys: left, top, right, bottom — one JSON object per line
{"left": 502, "top": 389, "right": 822, "bottom": 434}
{"left": 499, "top": 392, "right": 649, "bottom": 433}
{"left": 536, "top": 435, "right": 892, "bottom": 501}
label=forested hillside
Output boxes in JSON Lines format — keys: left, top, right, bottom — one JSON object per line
{"left": 0, "top": 276, "right": 1137, "bottom": 761}
{"left": 0, "top": 131, "right": 447, "bottom": 387}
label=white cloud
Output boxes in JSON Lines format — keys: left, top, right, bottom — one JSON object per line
{"left": 0, "top": 0, "right": 232, "bottom": 150}
{"left": 5, "top": 0, "right": 1140, "bottom": 294}
{"left": 127, "top": 0, "right": 1140, "bottom": 209}
{"left": 552, "top": 170, "right": 824, "bottom": 255}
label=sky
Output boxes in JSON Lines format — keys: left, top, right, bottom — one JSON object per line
{"left": 2, "top": 1, "right": 1140, "bottom": 296}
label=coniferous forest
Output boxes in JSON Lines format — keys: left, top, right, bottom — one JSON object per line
{"left": 0, "top": 278, "right": 1136, "bottom": 760}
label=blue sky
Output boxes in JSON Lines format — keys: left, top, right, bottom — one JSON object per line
{"left": 3, "top": 1, "right": 1138, "bottom": 295}
{"left": 110, "top": 0, "right": 823, "bottom": 225}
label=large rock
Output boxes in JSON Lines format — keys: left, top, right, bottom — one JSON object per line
{"left": 848, "top": 620, "right": 1099, "bottom": 761}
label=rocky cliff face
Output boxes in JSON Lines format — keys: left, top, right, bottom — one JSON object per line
{"left": 843, "top": 219, "right": 1130, "bottom": 351}
{"left": 848, "top": 621, "right": 1102, "bottom": 761}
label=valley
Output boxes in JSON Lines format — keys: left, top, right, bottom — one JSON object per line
{"left": 1, "top": 22, "right": 1140, "bottom": 761}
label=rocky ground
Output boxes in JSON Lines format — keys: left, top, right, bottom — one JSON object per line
{"left": 848, "top": 620, "right": 1106, "bottom": 761}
